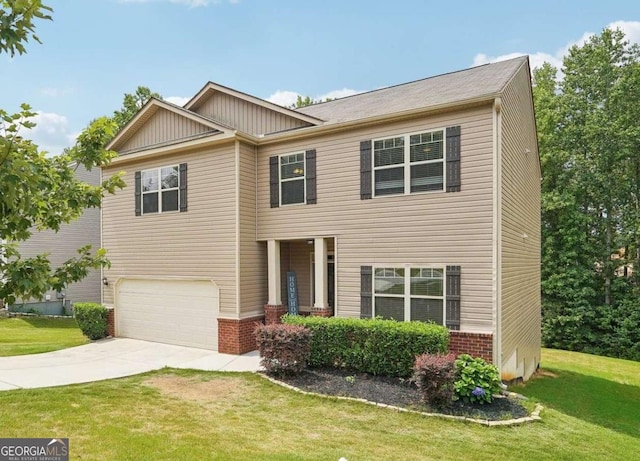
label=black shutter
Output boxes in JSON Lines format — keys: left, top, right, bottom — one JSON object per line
{"left": 446, "top": 126, "right": 461, "bottom": 192}
{"left": 306, "top": 149, "right": 317, "bottom": 205}
{"left": 179, "top": 163, "right": 188, "bottom": 212}
{"left": 360, "top": 265, "right": 373, "bottom": 318}
{"left": 134, "top": 171, "right": 141, "bottom": 216}
{"left": 446, "top": 265, "right": 461, "bottom": 330}
{"left": 269, "top": 156, "right": 279, "bottom": 208}
{"left": 360, "top": 140, "right": 372, "bottom": 200}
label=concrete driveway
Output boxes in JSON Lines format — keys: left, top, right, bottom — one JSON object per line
{"left": 0, "top": 338, "right": 262, "bottom": 391}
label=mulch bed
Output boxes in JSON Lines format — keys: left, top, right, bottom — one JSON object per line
{"left": 269, "top": 367, "right": 530, "bottom": 421}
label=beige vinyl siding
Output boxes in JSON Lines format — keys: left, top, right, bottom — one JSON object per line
{"left": 119, "top": 108, "right": 216, "bottom": 152}
{"left": 499, "top": 64, "right": 541, "bottom": 380}
{"left": 193, "top": 92, "right": 311, "bottom": 136}
{"left": 258, "top": 106, "right": 495, "bottom": 331}
{"left": 279, "top": 241, "right": 313, "bottom": 310}
{"left": 15, "top": 166, "right": 101, "bottom": 305}
{"left": 101, "top": 144, "right": 237, "bottom": 315}
{"left": 238, "top": 141, "right": 267, "bottom": 316}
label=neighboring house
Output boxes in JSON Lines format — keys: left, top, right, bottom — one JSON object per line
{"left": 12, "top": 165, "right": 102, "bottom": 313}
{"left": 102, "top": 56, "right": 541, "bottom": 381}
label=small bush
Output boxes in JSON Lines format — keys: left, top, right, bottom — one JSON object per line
{"left": 74, "top": 303, "right": 108, "bottom": 340}
{"left": 283, "top": 315, "right": 449, "bottom": 378}
{"left": 255, "top": 323, "right": 312, "bottom": 376}
{"left": 412, "top": 353, "right": 457, "bottom": 407}
{"left": 453, "top": 354, "right": 501, "bottom": 404}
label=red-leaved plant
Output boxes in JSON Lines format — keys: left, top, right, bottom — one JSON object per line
{"left": 412, "top": 353, "right": 457, "bottom": 407}
{"left": 255, "top": 323, "right": 312, "bottom": 376}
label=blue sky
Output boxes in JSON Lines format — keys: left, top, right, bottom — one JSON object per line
{"left": 2, "top": 0, "right": 639, "bottom": 154}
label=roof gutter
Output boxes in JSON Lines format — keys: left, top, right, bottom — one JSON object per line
{"left": 258, "top": 94, "right": 498, "bottom": 145}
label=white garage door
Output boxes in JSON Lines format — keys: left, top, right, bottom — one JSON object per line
{"left": 116, "top": 278, "right": 219, "bottom": 350}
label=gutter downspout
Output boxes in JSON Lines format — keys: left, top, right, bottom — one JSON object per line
{"left": 492, "top": 97, "right": 503, "bottom": 376}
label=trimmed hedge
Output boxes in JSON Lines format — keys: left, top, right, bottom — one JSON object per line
{"left": 74, "top": 303, "right": 109, "bottom": 340}
{"left": 255, "top": 323, "right": 312, "bottom": 376}
{"left": 282, "top": 315, "right": 449, "bottom": 378}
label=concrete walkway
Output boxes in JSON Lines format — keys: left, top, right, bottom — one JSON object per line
{"left": 0, "top": 338, "right": 262, "bottom": 391}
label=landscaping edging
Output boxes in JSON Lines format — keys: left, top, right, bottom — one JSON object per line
{"left": 260, "top": 374, "right": 543, "bottom": 427}
{"left": 6, "top": 312, "right": 73, "bottom": 319}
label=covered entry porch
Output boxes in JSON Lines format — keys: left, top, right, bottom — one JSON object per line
{"left": 264, "top": 237, "right": 335, "bottom": 321}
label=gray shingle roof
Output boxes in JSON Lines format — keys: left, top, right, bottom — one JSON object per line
{"left": 295, "top": 56, "right": 528, "bottom": 124}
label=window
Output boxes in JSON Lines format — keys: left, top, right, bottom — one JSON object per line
{"left": 373, "top": 266, "right": 444, "bottom": 324}
{"left": 141, "top": 165, "right": 180, "bottom": 214}
{"left": 373, "top": 129, "right": 444, "bottom": 196}
{"left": 280, "top": 152, "right": 305, "bottom": 205}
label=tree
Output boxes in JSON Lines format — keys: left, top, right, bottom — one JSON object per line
{"left": 536, "top": 28, "right": 640, "bottom": 359}
{"left": 289, "top": 95, "right": 334, "bottom": 109}
{"left": 0, "top": 2, "right": 125, "bottom": 306}
{"left": 112, "top": 86, "right": 162, "bottom": 130}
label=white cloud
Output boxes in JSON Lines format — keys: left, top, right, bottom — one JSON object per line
{"left": 119, "top": 0, "right": 237, "bottom": 7}
{"left": 165, "top": 96, "right": 190, "bottom": 106}
{"left": 266, "top": 90, "right": 300, "bottom": 107}
{"left": 266, "top": 88, "right": 362, "bottom": 108}
{"left": 473, "top": 20, "right": 640, "bottom": 71}
{"left": 22, "top": 111, "right": 75, "bottom": 156}
{"left": 317, "top": 88, "right": 361, "bottom": 101}
{"left": 40, "top": 87, "right": 74, "bottom": 98}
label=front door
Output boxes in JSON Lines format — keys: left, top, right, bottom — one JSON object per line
{"left": 311, "top": 253, "right": 335, "bottom": 309}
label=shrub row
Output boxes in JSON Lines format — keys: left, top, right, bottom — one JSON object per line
{"left": 282, "top": 315, "right": 449, "bottom": 378}
{"left": 412, "top": 352, "right": 502, "bottom": 406}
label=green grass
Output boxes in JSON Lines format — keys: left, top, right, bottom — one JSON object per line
{"left": 0, "top": 317, "right": 88, "bottom": 356}
{"left": 512, "top": 348, "right": 640, "bottom": 439}
{"left": 0, "top": 349, "right": 638, "bottom": 460}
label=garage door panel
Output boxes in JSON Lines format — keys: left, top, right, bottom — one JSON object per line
{"left": 116, "top": 279, "right": 219, "bottom": 350}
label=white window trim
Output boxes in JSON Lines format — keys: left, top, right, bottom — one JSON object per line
{"left": 278, "top": 151, "right": 306, "bottom": 206}
{"left": 141, "top": 165, "right": 180, "bottom": 215}
{"left": 372, "top": 128, "right": 447, "bottom": 198}
{"left": 372, "top": 264, "right": 446, "bottom": 324}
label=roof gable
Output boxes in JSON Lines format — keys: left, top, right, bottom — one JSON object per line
{"left": 108, "top": 98, "right": 232, "bottom": 153}
{"left": 184, "top": 82, "right": 324, "bottom": 135}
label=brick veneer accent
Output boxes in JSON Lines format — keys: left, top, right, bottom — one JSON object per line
{"left": 264, "top": 304, "right": 287, "bottom": 325}
{"left": 106, "top": 307, "right": 115, "bottom": 337}
{"left": 218, "top": 316, "right": 264, "bottom": 354}
{"left": 449, "top": 331, "right": 493, "bottom": 363}
{"left": 310, "top": 307, "right": 333, "bottom": 317}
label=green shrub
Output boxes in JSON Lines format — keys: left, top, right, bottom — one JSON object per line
{"left": 453, "top": 354, "right": 501, "bottom": 404}
{"left": 282, "top": 315, "right": 449, "bottom": 378}
{"left": 412, "top": 353, "right": 457, "bottom": 407}
{"left": 74, "top": 303, "right": 108, "bottom": 340}
{"left": 255, "top": 323, "right": 312, "bottom": 376}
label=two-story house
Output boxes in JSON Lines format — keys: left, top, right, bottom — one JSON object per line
{"left": 102, "top": 56, "right": 540, "bottom": 381}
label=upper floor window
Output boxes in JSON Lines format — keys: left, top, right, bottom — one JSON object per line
{"left": 142, "top": 165, "right": 180, "bottom": 214}
{"left": 373, "top": 129, "right": 444, "bottom": 196}
{"left": 280, "top": 152, "right": 305, "bottom": 205}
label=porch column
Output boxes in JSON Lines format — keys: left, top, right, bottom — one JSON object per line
{"left": 313, "top": 237, "right": 328, "bottom": 309}
{"left": 267, "top": 239, "right": 282, "bottom": 306}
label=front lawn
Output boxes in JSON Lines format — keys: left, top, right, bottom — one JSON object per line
{"left": 0, "top": 317, "right": 88, "bottom": 356}
{"left": 0, "top": 349, "right": 638, "bottom": 460}
{"left": 512, "top": 348, "right": 640, "bottom": 439}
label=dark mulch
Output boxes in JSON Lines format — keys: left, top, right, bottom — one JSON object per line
{"left": 269, "top": 367, "right": 530, "bottom": 421}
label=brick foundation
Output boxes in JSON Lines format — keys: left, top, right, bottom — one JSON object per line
{"left": 449, "top": 331, "right": 493, "bottom": 363}
{"left": 310, "top": 307, "right": 333, "bottom": 317}
{"left": 106, "top": 307, "right": 115, "bottom": 337}
{"left": 218, "top": 316, "right": 264, "bottom": 354}
{"left": 264, "top": 304, "right": 287, "bottom": 324}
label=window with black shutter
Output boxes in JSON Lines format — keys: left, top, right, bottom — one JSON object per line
{"left": 135, "top": 163, "right": 187, "bottom": 215}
